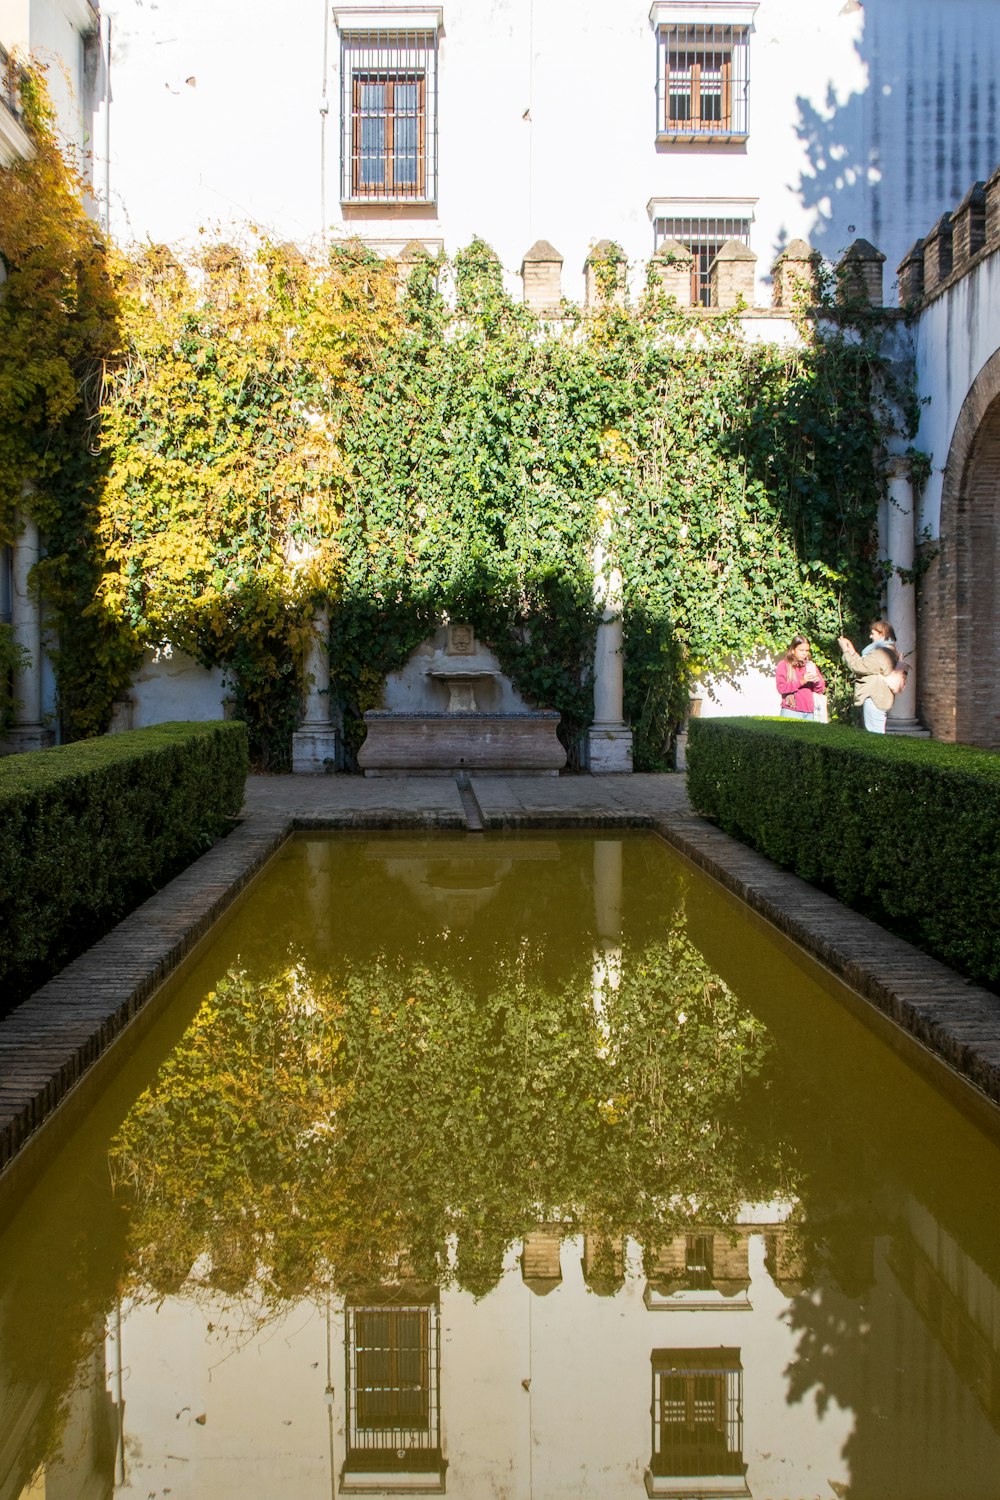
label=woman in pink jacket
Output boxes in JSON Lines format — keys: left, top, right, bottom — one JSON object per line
{"left": 775, "top": 634, "right": 827, "bottom": 719}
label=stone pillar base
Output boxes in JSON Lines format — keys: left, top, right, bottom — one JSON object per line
{"left": 587, "top": 724, "right": 633, "bottom": 774}
{"left": 291, "top": 724, "right": 339, "bottom": 774}
{"left": 886, "top": 718, "right": 931, "bottom": 738}
{"left": 0, "top": 724, "right": 55, "bottom": 756}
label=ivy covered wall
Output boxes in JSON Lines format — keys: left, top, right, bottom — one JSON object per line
{"left": 1, "top": 80, "right": 916, "bottom": 769}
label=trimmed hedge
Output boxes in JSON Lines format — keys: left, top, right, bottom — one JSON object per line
{"left": 0, "top": 721, "right": 248, "bottom": 1012}
{"left": 687, "top": 717, "right": 1000, "bottom": 989}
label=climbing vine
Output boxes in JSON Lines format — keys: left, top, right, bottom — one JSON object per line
{"left": 3, "top": 83, "right": 918, "bottom": 765}
{"left": 98, "top": 240, "right": 402, "bottom": 766}
{"left": 0, "top": 61, "right": 129, "bottom": 734}
{"left": 109, "top": 919, "right": 788, "bottom": 1304}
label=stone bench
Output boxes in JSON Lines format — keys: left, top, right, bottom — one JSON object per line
{"left": 357, "top": 711, "right": 566, "bottom": 777}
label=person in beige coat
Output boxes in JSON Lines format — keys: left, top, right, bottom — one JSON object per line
{"left": 837, "top": 637, "right": 907, "bottom": 733}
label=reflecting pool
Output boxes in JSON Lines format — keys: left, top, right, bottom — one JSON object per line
{"left": 2, "top": 832, "right": 1000, "bottom": 1500}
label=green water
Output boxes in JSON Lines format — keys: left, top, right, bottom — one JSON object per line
{"left": 2, "top": 831, "right": 1000, "bottom": 1500}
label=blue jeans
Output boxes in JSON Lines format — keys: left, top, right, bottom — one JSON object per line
{"left": 863, "top": 698, "right": 887, "bottom": 733}
{"left": 780, "top": 708, "right": 813, "bottom": 720}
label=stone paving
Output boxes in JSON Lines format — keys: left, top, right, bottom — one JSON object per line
{"left": 2, "top": 770, "right": 1000, "bottom": 1202}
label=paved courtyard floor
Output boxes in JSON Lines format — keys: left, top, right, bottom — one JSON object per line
{"left": 2, "top": 771, "right": 1000, "bottom": 1207}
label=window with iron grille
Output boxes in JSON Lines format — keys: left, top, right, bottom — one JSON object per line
{"left": 345, "top": 1302, "right": 442, "bottom": 1475}
{"left": 339, "top": 28, "right": 438, "bottom": 204}
{"left": 656, "top": 24, "right": 750, "bottom": 140}
{"left": 650, "top": 1349, "right": 744, "bottom": 1479}
{"left": 653, "top": 214, "right": 751, "bottom": 306}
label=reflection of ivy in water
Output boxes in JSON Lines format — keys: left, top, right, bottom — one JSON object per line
{"left": 110, "top": 927, "right": 796, "bottom": 1305}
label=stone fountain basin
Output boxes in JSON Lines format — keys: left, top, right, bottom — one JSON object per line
{"left": 357, "top": 710, "right": 566, "bottom": 777}
{"left": 426, "top": 667, "right": 500, "bottom": 713}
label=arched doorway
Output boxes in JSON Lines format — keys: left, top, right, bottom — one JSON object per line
{"left": 920, "top": 351, "right": 1000, "bottom": 747}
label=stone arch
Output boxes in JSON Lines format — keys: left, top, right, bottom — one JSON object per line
{"left": 919, "top": 348, "right": 1000, "bottom": 746}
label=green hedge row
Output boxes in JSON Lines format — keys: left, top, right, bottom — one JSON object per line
{"left": 0, "top": 721, "right": 248, "bottom": 1013}
{"left": 686, "top": 718, "right": 1000, "bottom": 989}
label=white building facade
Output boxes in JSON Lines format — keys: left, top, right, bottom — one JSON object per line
{"left": 5, "top": 0, "right": 1000, "bottom": 751}
{"left": 0, "top": 0, "right": 101, "bottom": 170}
{"left": 101, "top": 0, "right": 1000, "bottom": 307}
{"left": 0, "top": 0, "right": 104, "bottom": 753}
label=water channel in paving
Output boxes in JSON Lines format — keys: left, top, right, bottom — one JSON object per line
{"left": 1, "top": 830, "right": 999, "bottom": 1499}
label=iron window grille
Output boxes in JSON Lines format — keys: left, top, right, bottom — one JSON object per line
{"left": 656, "top": 24, "right": 750, "bottom": 141}
{"left": 340, "top": 29, "right": 439, "bottom": 204}
{"left": 345, "top": 1302, "right": 442, "bottom": 1473}
{"left": 650, "top": 1349, "right": 744, "bottom": 1478}
{"left": 653, "top": 214, "right": 751, "bottom": 306}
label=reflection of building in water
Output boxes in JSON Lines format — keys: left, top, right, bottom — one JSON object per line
{"left": 365, "top": 839, "right": 560, "bottom": 927}
{"left": 2, "top": 1326, "right": 117, "bottom": 1500}
{"left": 648, "top": 1348, "right": 747, "bottom": 1499}
{"left": 890, "top": 1224, "right": 1000, "bottom": 1429}
{"left": 343, "top": 1291, "right": 445, "bottom": 1495}
{"left": 521, "top": 1227, "right": 565, "bottom": 1296}
{"left": 18, "top": 1202, "right": 1000, "bottom": 1500}
{"left": 645, "top": 1228, "right": 755, "bottom": 1312}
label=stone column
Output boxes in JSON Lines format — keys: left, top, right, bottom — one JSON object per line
{"left": 587, "top": 523, "right": 633, "bottom": 773}
{"left": 884, "top": 458, "right": 922, "bottom": 733}
{"left": 2, "top": 511, "right": 54, "bottom": 754}
{"left": 291, "top": 603, "right": 339, "bottom": 772}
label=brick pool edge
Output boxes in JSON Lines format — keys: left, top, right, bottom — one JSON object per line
{"left": 2, "top": 794, "right": 999, "bottom": 1210}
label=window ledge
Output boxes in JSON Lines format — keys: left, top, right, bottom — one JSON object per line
{"left": 0, "top": 101, "right": 33, "bottom": 167}
{"left": 334, "top": 6, "right": 443, "bottom": 32}
{"left": 341, "top": 196, "right": 437, "bottom": 208}
{"left": 657, "top": 130, "right": 748, "bottom": 146}
{"left": 650, "top": 0, "right": 758, "bottom": 24}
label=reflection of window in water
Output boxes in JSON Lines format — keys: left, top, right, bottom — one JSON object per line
{"left": 649, "top": 1349, "right": 745, "bottom": 1484}
{"left": 644, "top": 1229, "right": 752, "bottom": 1311}
{"left": 345, "top": 1299, "right": 444, "bottom": 1486}
{"left": 685, "top": 1234, "right": 714, "bottom": 1290}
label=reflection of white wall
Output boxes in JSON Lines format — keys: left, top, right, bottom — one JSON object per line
{"left": 106, "top": 1295, "right": 333, "bottom": 1494}
{"left": 130, "top": 644, "right": 227, "bottom": 727}
{"left": 102, "top": 0, "right": 1000, "bottom": 305}
{"left": 103, "top": 1229, "right": 858, "bottom": 1500}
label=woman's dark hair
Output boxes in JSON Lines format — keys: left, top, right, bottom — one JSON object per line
{"left": 784, "top": 634, "right": 809, "bottom": 663}
{"left": 869, "top": 618, "right": 896, "bottom": 642}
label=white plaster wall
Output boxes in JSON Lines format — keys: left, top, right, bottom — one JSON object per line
{"left": 0, "top": 0, "right": 30, "bottom": 53}
{"left": 913, "top": 247, "right": 1000, "bottom": 538}
{"left": 28, "top": 0, "right": 94, "bottom": 162}
{"left": 693, "top": 659, "right": 779, "bottom": 719}
{"left": 129, "top": 644, "right": 228, "bottom": 727}
{"left": 0, "top": 0, "right": 97, "bottom": 168}
{"left": 102, "top": 0, "right": 1000, "bottom": 305}
{"left": 381, "top": 628, "right": 532, "bottom": 713}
